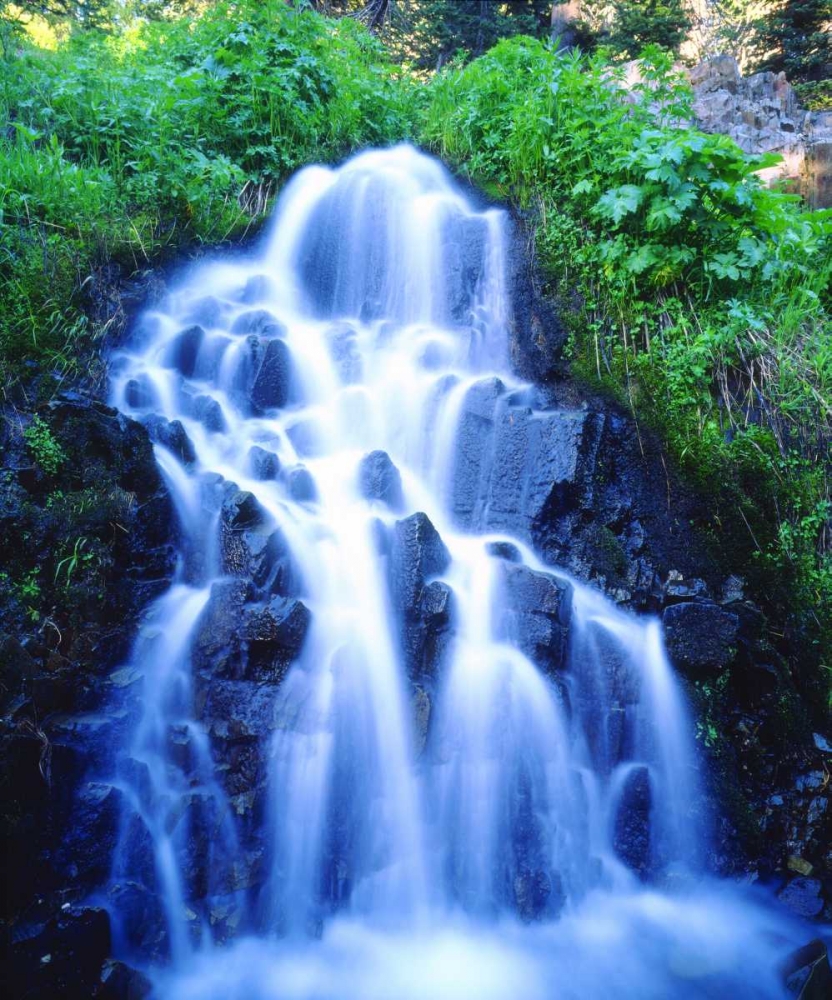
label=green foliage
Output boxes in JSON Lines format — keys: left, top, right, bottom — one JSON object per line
{"left": 753, "top": 0, "right": 832, "bottom": 84}
{"left": 421, "top": 37, "right": 832, "bottom": 675}
{"left": 23, "top": 416, "right": 66, "bottom": 475}
{"left": 0, "top": 0, "right": 414, "bottom": 382}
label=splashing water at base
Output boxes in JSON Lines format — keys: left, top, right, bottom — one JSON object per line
{"left": 107, "top": 145, "right": 811, "bottom": 997}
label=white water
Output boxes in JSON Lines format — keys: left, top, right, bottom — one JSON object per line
{"left": 109, "top": 145, "right": 806, "bottom": 998}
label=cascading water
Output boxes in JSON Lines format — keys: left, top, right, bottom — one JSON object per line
{"left": 107, "top": 145, "right": 808, "bottom": 998}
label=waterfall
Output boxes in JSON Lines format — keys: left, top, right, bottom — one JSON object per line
{"left": 107, "top": 145, "right": 806, "bottom": 998}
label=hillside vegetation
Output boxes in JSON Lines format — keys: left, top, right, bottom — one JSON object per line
{"left": 1, "top": 0, "right": 829, "bottom": 699}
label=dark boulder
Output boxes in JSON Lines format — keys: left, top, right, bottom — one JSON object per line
{"left": 390, "top": 512, "right": 451, "bottom": 611}
{"left": 287, "top": 466, "right": 318, "bottom": 503}
{"left": 125, "top": 375, "right": 156, "bottom": 410}
{"left": 389, "top": 514, "right": 453, "bottom": 677}
{"left": 498, "top": 563, "right": 572, "bottom": 674}
{"left": 7, "top": 904, "right": 112, "bottom": 1000}
{"left": 359, "top": 450, "right": 403, "bottom": 510}
{"left": 191, "top": 579, "right": 249, "bottom": 678}
{"left": 248, "top": 445, "right": 280, "bottom": 481}
{"left": 142, "top": 414, "right": 196, "bottom": 465}
{"left": 251, "top": 339, "right": 293, "bottom": 411}
{"left": 613, "top": 764, "right": 653, "bottom": 877}
{"left": 99, "top": 959, "right": 153, "bottom": 999}
{"left": 241, "top": 596, "right": 311, "bottom": 682}
{"left": 777, "top": 877, "right": 825, "bottom": 919}
{"left": 164, "top": 325, "right": 204, "bottom": 378}
{"left": 231, "top": 309, "right": 286, "bottom": 338}
{"left": 449, "top": 377, "right": 504, "bottom": 531}
{"left": 782, "top": 939, "right": 832, "bottom": 999}
{"left": 190, "top": 394, "right": 227, "bottom": 434}
{"left": 663, "top": 601, "right": 739, "bottom": 673}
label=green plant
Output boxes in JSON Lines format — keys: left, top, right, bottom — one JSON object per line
{"left": 54, "top": 535, "right": 89, "bottom": 588}
{"left": 23, "top": 416, "right": 66, "bottom": 475}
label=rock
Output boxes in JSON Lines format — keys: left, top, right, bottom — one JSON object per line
{"left": 390, "top": 512, "right": 451, "bottom": 611}
{"left": 200, "top": 680, "right": 277, "bottom": 741}
{"left": 286, "top": 466, "right": 318, "bottom": 503}
{"left": 441, "top": 213, "right": 488, "bottom": 324}
{"left": 498, "top": 563, "right": 572, "bottom": 673}
{"left": 190, "top": 394, "right": 227, "bottom": 434}
{"left": 185, "top": 295, "right": 224, "bottom": 328}
{"left": 239, "top": 274, "right": 274, "bottom": 304}
{"left": 782, "top": 939, "right": 832, "bottom": 1000}
{"left": 486, "top": 540, "right": 521, "bottom": 562}
{"left": 99, "top": 959, "right": 153, "bottom": 999}
{"left": 125, "top": 375, "right": 156, "bottom": 410}
{"left": 813, "top": 733, "right": 832, "bottom": 754}
{"left": 241, "top": 596, "right": 311, "bottom": 681}
{"left": 778, "top": 877, "right": 825, "bottom": 920}
{"left": 7, "top": 905, "right": 112, "bottom": 1000}
{"left": 513, "top": 868, "right": 553, "bottom": 922}
{"left": 251, "top": 339, "right": 293, "bottom": 411}
{"left": 142, "top": 414, "right": 196, "bottom": 465}
{"left": 450, "top": 377, "right": 504, "bottom": 530}
{"left": 106, "top": 882, "right": 166, "bottom": 960}
{"left": 613, "top": 764, "right": 652, "bottom": 877}
{"left": 191, "top": 579, "right": 249, "bottom": 677}
{"left": 359, "top": 450, "right": 403, "bottom": 510}
{"left": 231, "top": 309, "right": 286, "bottom": 338}
{"left": 164, "top": 325, "right": 204, "bottom": 377}
{"left": 248, "top": 445, "right": 280, "bottom": 481}
{"left": 412, "top": 685, "right": 431, "bottom": 758}
{"left": 326, "top": 321, "right": 362, "bottom": 383}
{"left": 662, "top": 601, "right": 739, "bottom": 672}
{"left": 0, "top": 634, "right": 35, "bottom": 711}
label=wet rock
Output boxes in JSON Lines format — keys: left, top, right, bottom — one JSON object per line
{"left": 185, "top": 295, "right": 224, "bottom": 328}
{"left": 778, "top": 877, "right": 825, "bottom": 919}
{"left": 390, "top": 512, "right": 451, "bottom": 611}
{"left": 287, "top": 466, "right": 317, "bottom": 503}
{"left": 412, "top": 684, "right": 431, "bottom": 758}
{"left": 782, "top": 938, "right": 832, "bottom": 999}
{"left": 241, "top": 596, "right": 311, "bottom": 682}
{"left": 240, "top": 274, "right": 275, "bottom": 304}
{"left": 0, "top": 634, "right": 35, "bottom": 711}
{"left": 53, "top": 781, "right": 121, "bottom": 884}
{"left": 442, "top": 213, "right": 488, "bottom": 324}
{"left": 613, "top": 765, "right": 652, "bottom": 877}
{"left": 251, "top": 338, "right": 293, "bottom": 411}
{"left": 498, "top": 563, "right": 572, "bottom": 673}
{"left": 662, "top": 601, "right": 739, "bottom": 672}
{"left": 142, "top": 414, "right": 196, "bottom": 465}
{"left": 486, "top": 540, "right": 522, "bottom": 562}
{"left": 286, "top": 418, "right": 323, "bottom": 458}
{"left": 125, "top": 375, "right": 156, "bottom": 410}
{"left": 221, "top": 487, "right": 266, "bottom": 535}
{"left": 450, "top": 377, "right": 504, "bottom": 530}
{"left": 99, "top": 959, "right": 153, "bottom": 999}
{"left": 190, "top": 394, "right": 227, "bottom": 434}
{"left": 326, "top": 321, "right": 362, "bottom": 383}
{"left": 165, "top": 324, "right": 204, "bottom": 377}
{"left": 107, "top": 881, "right": 166, "bottom": 960}
{"left": 201, "top": 680, "right": 277, "bottom": 740}
{"left": 231, "top": 309, "right": 286, "bottom": 338}
{"left": 359, "top": 450, "right": 403, "bottom": 510}
{"left": 513, "top": 868, "right": 553, "bottom": 922}
{"left": 248, "top": 445, "right": 280, "bottom": 481}
{"left": 8, "top": 904, "right": 112, "bottom": 1000}
{"left": 191, "top": 579, "right": 249, "bottom": 677}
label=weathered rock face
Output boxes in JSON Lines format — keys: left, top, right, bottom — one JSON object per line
{"left": 689, "top": 55, "right": 832, "bottom": 209}
{"left": 1, "top": 395, "right": 177, "bottom": 996}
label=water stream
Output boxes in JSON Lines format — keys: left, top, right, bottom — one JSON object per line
{"left": 108, "top": 146, "right": 806, "bottom": 998}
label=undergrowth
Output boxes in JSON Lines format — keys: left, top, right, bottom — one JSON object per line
{"left": 420, "top": 39, "right": 831, "bottom": 695}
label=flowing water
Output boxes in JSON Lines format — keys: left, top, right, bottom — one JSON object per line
{"left": 108, "top": 146, "right": 806, "bottom": 998}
